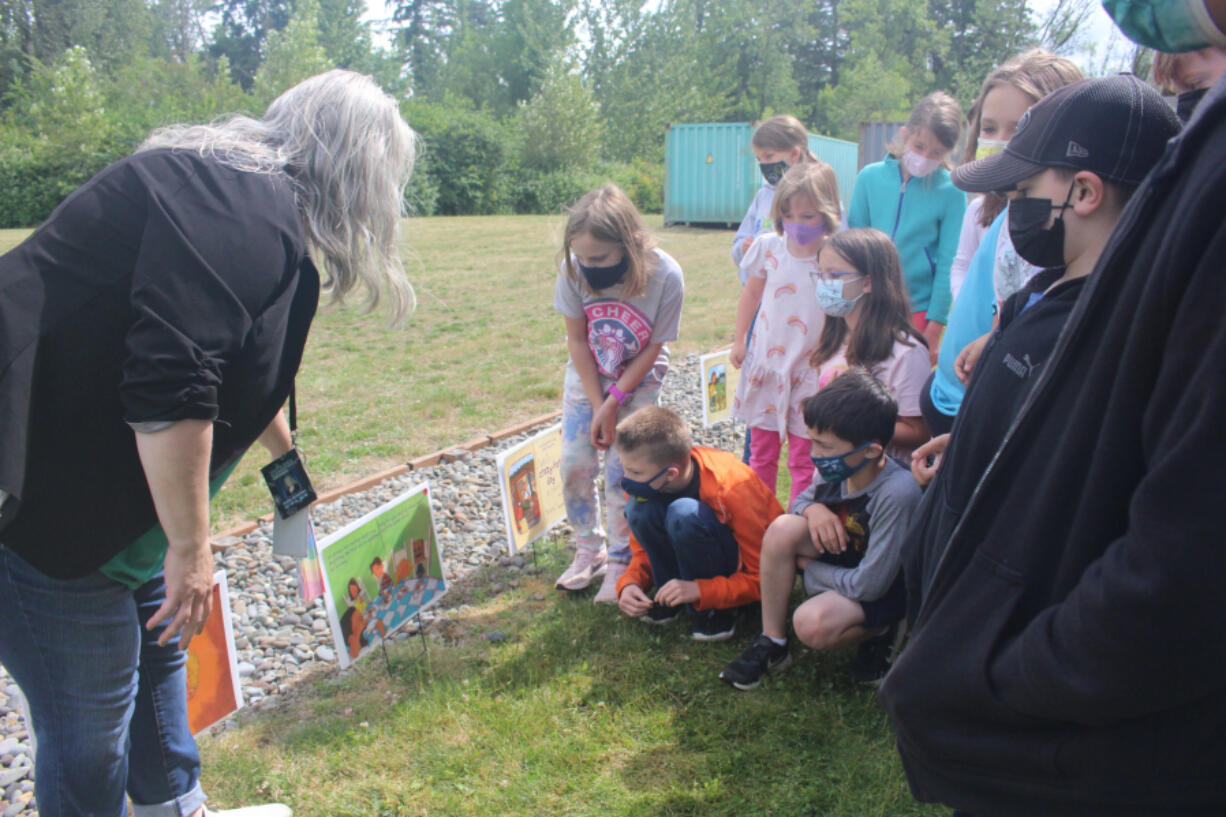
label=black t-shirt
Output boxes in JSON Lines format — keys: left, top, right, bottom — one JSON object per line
{"left": 0, "top": 148, "right": 319, "bottom": 578}
{"left": 939, "top": 270, "right": 1088, "bottom": 514}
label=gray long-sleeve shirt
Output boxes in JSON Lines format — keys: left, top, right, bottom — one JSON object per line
{"left": 790, "top": 458, "right": 921, "bottom": 602}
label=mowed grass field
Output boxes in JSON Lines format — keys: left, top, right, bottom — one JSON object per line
{"left": 1, "top": 215, "right": 743, "bottom": 531}
{"left": 197, "top": 543, "right": 943, "bottom": 817}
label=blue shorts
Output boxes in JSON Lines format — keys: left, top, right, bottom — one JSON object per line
{"left": 859, "top": 573, "right": 907, "bottom": 630}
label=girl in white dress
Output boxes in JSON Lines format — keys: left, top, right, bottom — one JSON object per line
{"left": 732, "top": 162, "right": 841, "bottom": 504}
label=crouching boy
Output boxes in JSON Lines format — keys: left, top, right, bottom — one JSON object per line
{"left": 720, "top": 370, "right": 922, "bottom": 689}
{"left": 614, "top": 406, "right": 783, "bottom": 641}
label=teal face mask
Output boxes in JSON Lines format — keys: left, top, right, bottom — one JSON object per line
{"left": 1100, "top": 0, "right": 1226, "bottom": 52}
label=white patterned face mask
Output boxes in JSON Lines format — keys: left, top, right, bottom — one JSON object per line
{"left": 903, "top": 149, "right": 942, "bottom": 178}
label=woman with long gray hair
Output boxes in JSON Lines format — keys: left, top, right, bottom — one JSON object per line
{"left": 0, "top": 69, "right": 415, "bottom": 817}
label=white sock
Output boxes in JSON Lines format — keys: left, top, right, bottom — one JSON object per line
{"left": 764, "top": 634, "right": 786, "bottom": 647}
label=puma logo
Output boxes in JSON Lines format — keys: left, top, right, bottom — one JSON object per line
{"left": 1003, "top": 353, "right": 1039, "bottom": 379}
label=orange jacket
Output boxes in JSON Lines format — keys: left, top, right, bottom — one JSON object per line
{"left": 616, "top": 446, "right": 783, "bottom": 610}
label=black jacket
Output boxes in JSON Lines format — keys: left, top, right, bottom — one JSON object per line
{"left": 0, "top": 149, "right": 318, "bottom": 578}
{"left": 880, "top": 81, "right": 1226, "bottom": 815}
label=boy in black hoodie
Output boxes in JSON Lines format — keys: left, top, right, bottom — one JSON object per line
{"left": 880, "top": 69, "right": 1226, "bottom": 817}
{"left": 909, "top": 75, "right": 1179, "bottom": 496}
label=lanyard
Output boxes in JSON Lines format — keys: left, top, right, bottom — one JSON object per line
{"left": 289, "top": 382, "right": 298, "bottom": 446}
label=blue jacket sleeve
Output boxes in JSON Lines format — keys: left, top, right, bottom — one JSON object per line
{"left": 848, "top": 168, "right": 872, "bottom": 229}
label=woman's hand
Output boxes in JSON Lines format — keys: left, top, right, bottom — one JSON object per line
{"left": 151, "top": 540, "right": 215, "bottom": 648}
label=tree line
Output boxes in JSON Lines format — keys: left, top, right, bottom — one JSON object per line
{"left": 0, "top": 0, "right": 1122, "bottom": 226}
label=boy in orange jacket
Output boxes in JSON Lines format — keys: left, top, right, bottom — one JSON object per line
{"left": 613, "top": 406, "right": 783, "bottom": 641}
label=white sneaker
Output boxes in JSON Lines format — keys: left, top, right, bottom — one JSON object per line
{"left": 555, "top": 547, "right": 607, "bottom": 591}
{"left": 206, "top": 805, "right": 292, "bottom": 817}
{"left": 593, "top": 560, "right": 627, "bottom": 604}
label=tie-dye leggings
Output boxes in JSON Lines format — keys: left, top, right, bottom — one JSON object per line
{"left": 561, "top": 365, "right": 664, "bottom": 562}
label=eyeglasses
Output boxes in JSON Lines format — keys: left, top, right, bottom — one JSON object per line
{"left": 810, "top": 270, "right": 865, "bottom": 284}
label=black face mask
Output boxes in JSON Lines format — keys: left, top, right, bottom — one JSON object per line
{"left": 1176, "top": 87, "right": 1208, "bottom": 123}
{"left": 1007, "top": 181, "right": 1076, "bottom": 270}
{"left": 577, "top": 254, "right": 628, "bottom": 291}
{"left": 759, "top": 160, "right": 787, "bottom": 185}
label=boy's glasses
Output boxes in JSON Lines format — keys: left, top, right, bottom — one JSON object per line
{"left": 811, "top": 270, "right": 865, "bottom": 284}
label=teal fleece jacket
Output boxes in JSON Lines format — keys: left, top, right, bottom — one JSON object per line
{"left": 848, "top": 155, "right": 966, "bottom": 324}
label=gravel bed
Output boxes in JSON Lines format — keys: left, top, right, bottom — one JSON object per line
{"left": 0, "top": 353, "right": 741, "bottom": 816}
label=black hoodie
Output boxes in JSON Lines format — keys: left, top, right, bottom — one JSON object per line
{"left": 879, "top": 79, "right": 1226, "bottom": 815}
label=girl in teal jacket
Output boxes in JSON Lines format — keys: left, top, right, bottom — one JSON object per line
{"left": 849, "top": 92, "right": 966, "bottom": 362}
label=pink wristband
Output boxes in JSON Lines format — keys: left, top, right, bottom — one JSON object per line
{"left": 608, "top": 384, "right": 631, "bottom": 405}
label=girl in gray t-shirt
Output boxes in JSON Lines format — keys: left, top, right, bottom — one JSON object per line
{"left": 551, "top": 184, "right": 685, "bottom": 603}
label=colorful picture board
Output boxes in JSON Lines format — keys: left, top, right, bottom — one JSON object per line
{"left": 699, "top": 349, "right": 739, "bottom": 427}
{"left": 317, "top": 483, "right": 448, "bottom": 668}
{"left": 495, "top": 423, "right": 566, "bottom": 555}
{"left": 185, "top": 571, "right": 243, "bottom": 735}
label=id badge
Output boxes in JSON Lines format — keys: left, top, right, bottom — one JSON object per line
{"left": 261, "top": 448, "right": 317, "bottom": 520}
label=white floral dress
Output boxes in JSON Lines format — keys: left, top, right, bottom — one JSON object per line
{"left": 732, "top": 233, "right": 825, "bottom": 438}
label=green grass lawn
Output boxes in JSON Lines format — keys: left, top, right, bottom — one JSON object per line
{"left": 2, "top": 215, "right": 743, "bottom": 531}
{"left": 199, "top": 541, "right": 942, "bottom": 817}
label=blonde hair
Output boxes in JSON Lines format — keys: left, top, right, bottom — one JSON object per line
{"left": 769, "top": 162, "right": 842, "bottom": 236}
{"left": 1152, "top": 47, "right": 1226, "bottom": 93}
{"left": 962, "top": 50, "right": 1083, "bottom": 226}
{"left": 751, "top": 115, "right": 818, "bottom": 163}
{"left": 887, "top": 91, "right": 965, "bottom": 173}
{"left": 140, "top": 70, "right": 418, "bottom": 326}
{"left": 560, "top": 184, "right": 657, "bottom": 298}
{"left": 615, "top": 406, "right": 693, "bottom": 467}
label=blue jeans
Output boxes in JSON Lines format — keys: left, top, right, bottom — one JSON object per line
{"left": 623, "top": 496, "right": 740, "bottom": 610}
{"left": 0, "top": 546, "right": 206, "bottom": 817}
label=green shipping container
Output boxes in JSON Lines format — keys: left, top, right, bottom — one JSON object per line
{"left": 663, "top": 122, "right": 858, "bottom": 226}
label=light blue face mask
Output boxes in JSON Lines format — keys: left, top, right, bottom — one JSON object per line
{"left": 814, "top": 276, "right": 866, "bottom": 318}
{"left": 1100, "top": 0, "right": 1226, "bottom": 52}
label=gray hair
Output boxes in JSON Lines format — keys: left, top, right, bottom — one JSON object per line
{"left": 139, "top": 70, "right": 417, "bottom": 324}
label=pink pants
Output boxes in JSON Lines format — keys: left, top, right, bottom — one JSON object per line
{"left": 911, "top": 311, "right": 928, "bottom": 332}
{"left": 747, "top": 427, "right": 815, "bottom": 507}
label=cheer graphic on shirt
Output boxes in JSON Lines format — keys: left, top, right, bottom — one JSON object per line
{"left": 585, "top": 299, "right": 654, "bottom": 377}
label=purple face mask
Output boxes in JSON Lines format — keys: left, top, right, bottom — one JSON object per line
{"left": 782, "top": 221, "right": 825, "bottom": 247}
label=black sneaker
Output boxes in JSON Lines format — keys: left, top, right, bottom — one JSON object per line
{"left": 719, "top": 634, "right": 792, "bottom": 690}
{"left": 691, "top": 608, "right": 737, "bottom": 642}
{"left": 642, "top": 602, "right": 681, "bottom": 625}
{"left": 846, "top": 621, "right": 905, "bottom": 685}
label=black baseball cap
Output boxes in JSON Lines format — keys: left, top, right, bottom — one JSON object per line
{"left": 952, "top": 74, "right": 1181, "bottom": 193}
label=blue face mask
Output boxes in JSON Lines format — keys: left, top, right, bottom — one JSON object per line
{"left": 810, "top": 442, "right": 876, "bottom": 483}
{"left": 814, "top": 276, "right": 866, "bottom": 318}
{"left": 1100, "top": 0, "right": 1225, "bottom": 52}
{"left": 621, "top": 465, "right": 674, "bottom": 501}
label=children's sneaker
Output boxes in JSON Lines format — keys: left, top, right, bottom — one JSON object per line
{"left": 555, "top": 547, "right": 607, "bottom": 592}
{"left": 642, "top": 602, "right": 681, "bottom": 624}
{"left": 592, "top": 559, "right": 627, "bottom": 604}
{"left": 846, "top": 620, "right": 906, "bottom": 685}
{"left": 691, "top": 608, "right": 737, "bottom": 642}
{"left": 719, "top": 634, "right": 792, "bottom": 690}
